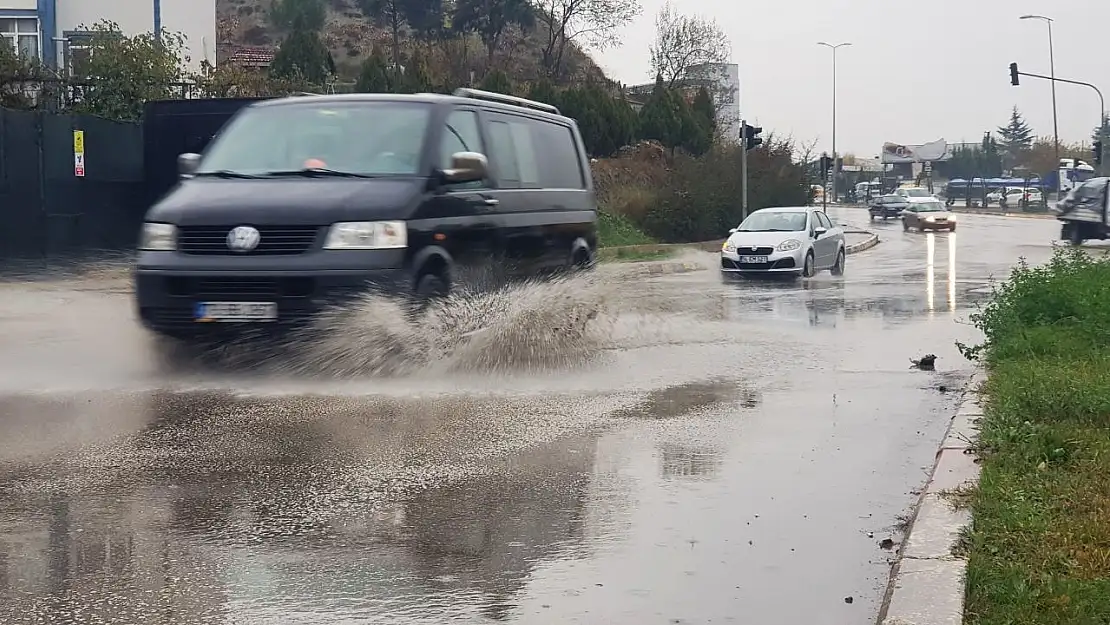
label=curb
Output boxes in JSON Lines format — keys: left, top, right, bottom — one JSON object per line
{"left": 879, "top": 370, "right": 985, "bottom": 625}
{"left": 948, "top": 208, "right": 1055, "bottom": 220}
{"left": 845, "top": 230, "right": 880, "bottom": 254}
{"left": 627, "top": 261, "right": 707, "bottom": 276}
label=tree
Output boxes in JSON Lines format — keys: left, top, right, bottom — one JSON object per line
{"left": 997, "top": 106, "right": 1034, "bottom": 165}
{"left": 68, "top": 21, "right": 188, "bottom": 121}
{"left": 453, "top": 0, "right": 535, "bottom": 66}
{"left": 355, "top": 48, "right": 396, "bottom": 92}
{"left": 690, "top": 86, "right": 715, "bottom": 136}
{"left": 269, "top": 0, "right": 326, "bottom": 32}
{"left": 479, "top": 69, "right": 513, "bottom": 94}
{"left": 0, "top": 41, "right": 49, "bottom": 109}
{"left": 359, "top": 0, "right": 407, "bottom": 72}
{"left": 271, "top": 29, "right": 333, "bottom": 84}
{"left": 648, "top": 2, "right": 730, "bottom": 88}
{"left": 637, "top": 74, "right": 700, "bottom": 155}
{"left": 403, "top": 0, "right": 446, "bottom": 46}
{"left": 533, "top": 0, "right": 641, "bottom": 79}
{"left": 1093, "top": 112, "right": 1110, "bottom": 144}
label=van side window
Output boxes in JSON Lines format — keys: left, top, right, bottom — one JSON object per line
{"left": 817, "top": 212, "right": 833, "bottom": 229}
{"left": 439, "top": 110, "right": 485, "bottom": 188}
{"left": 487, "top": 120, "right": 521, "bottom": 188}
{"left": 528, "top": 120, "right": 585, "bottom": 189}
{"left": 487, "top": 116, "right": 546, "bottom": 188}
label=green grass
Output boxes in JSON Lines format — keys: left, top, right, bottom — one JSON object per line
{"left": 597, "top": 210, "right": 655, "bottom": 248}
{"left": 963, "top": 248, "right": 1110, "bottom": 625}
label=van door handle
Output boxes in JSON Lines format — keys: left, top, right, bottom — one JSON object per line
{"left": 481, "top": 197, "right": 499, "bottom": 206}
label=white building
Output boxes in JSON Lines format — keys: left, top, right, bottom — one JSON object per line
{"left": 0, "top": 0, "right": 214, "bottom": 73}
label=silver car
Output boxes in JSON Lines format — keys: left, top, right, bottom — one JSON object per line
{"left": 720, "top": 207, "right": 846, "bottom": 278}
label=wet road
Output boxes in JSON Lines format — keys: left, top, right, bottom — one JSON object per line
{"left": 0, "top": 209, "right": 1062, "bottom": 624}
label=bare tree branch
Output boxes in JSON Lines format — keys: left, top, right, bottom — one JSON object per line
{"left": 649, "top": 2, "right": 730, "bottom": 88}
{"left": 533, "top": 0, "right": 641, "bottom": 79}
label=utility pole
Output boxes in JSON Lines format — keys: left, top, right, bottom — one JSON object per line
{"left": 740, "top": 118, "right": 749, "bottom": 219}
{"left": 818, "top": 41, "right": 851, "bottom": 204}
{"left": 1020, "top": 15, "right": 1059, "bottom": 166}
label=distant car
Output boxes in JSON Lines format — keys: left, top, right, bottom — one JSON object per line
{"left": 721, "top": 206, "right": 846, "bottom": 278}
{"left": 985, "top": 188, "right": 1006, "bottom": 205}
{"left": 901, "top": 197, "right": 956, "bottom": 232}
{"left": 895, "top": 187, "right": 936, "bottom": 200}
{"left": 869, "top": 194, "right": 909, "bottom": 220}
{"left": 1000, "top": 187, "right": 1043, "bottom": 209}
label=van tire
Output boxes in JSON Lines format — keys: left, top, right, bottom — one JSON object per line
{"left": 415, "top": 272, "right": 449, "bottom": 298}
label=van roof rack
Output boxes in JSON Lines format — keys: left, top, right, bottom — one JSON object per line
{"left": 452, "top": 88, "right": 559, "bottom": 115}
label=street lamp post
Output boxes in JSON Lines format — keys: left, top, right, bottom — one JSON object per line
{"left": 818, "top": 41, "right": 851, "bottom": 204}
{"left": 1021, "top": 14, "right": 1058, "bottom": 167}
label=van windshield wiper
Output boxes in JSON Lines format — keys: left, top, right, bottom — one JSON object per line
{"left": 194, "top": 170, "right": 264, "bottom": 179}
{"left": 264, "top": 168, "right": 374, "bottom": 178}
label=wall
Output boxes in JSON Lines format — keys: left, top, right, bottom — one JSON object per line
{"left": 0, "top": 109, "right": 146, "bottom": 260}
{"left": 54, "top": 0, "right": 215, "bottom": 69}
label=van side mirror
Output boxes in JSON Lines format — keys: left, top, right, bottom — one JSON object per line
{"left": 442, "top": 151, "right": 488, "bottom": 184}
{"left": 728, "top": 228, "right": 737, "bottom": 234}
{"left": 178, "top": 153, "right": 200, "bottom": 178}
{"left": 814, "top": 227, "right": 828, "bottom": 237}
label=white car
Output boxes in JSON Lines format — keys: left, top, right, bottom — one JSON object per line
{"left": 1000, "top": 187, "right": 1043, "bottom": 209}
{"left": 721, "top": 206, "right": 846, "bottom": 278}
{"left": 895, "top": 187, "right": 936, "bottom": 200}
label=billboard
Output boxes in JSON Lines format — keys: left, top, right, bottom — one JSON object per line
{"left": 882, "top": 139, "right": 950, "bottom": 163}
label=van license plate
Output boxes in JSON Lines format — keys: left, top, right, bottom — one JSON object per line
{"left": 195, "top": 302, "right": 278, "bottom": 322}
{"left": 740, "top": 256, "right": 768, "bottom": 263}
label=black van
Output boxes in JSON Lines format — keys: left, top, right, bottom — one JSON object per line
{"left": 133, "top": 89, "right": 598, "bottom": 338}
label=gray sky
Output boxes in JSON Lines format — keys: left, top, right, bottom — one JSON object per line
{"left": 596, "top": 0, "right": 1109, "bottom": 157}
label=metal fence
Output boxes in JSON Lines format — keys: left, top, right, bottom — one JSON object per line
{"left": 0, "top": 108, "right": 145, "bottom": 261}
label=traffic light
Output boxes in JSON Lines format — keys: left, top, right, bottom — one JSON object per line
{"left": 819, "top": 154, "right": 831, "bottom": 179}
{"left": 1009, "top": 62, "right": 1020, "bottom": 86}
{"left": 1094, "top": 140, "right": 1103, "bottom": 165}
{"left": 743, "top": 123, "right": 763, "bottom": 151}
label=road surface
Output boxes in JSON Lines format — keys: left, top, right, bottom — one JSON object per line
{"left": 0, "top": 208, "right": 1062, "bottom": 624}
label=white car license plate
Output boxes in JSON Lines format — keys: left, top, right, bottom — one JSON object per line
{"left": 740, "top": 255, "right": 769, "bottom": 263}
{"left": 194, "top": 302, "right": 278, "bottom": 322}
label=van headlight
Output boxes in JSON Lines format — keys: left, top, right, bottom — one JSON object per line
{"left": 776, "top": 239, "right": 801, "bottom": 251}
{"left": 324, "top": 221, "right": 407, "bottom": 249}
{"left": 139, "top": 222, "right": 177, "bottom": 251}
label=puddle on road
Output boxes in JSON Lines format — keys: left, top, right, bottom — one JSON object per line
{"left": 610, "top": 379, "right": 753, "bottom": 420}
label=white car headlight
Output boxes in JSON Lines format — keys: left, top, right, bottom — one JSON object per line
{"left": 139, "top": 222, "right": 177, "bottom": 251}
{"left": 723, "top": 241, "right": 736, "bottom": 252}
{"left": 324, "top": 221, "right": 407, "bottom": 249}
{"left": 925, "top": 216, "right": 936, "bottom": 222}
{"left": 948, "top": 213, "right": 956, "bottom": 221}
{"left": 776, "top": 239, "right": 801, "bottom": 252}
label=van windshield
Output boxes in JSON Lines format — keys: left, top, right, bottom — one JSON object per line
{"left": 196, "top": 102, "right": 432, "bottom": 177}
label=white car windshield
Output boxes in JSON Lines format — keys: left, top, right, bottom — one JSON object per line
{"left": 902, "top": 188, "right": 932, "bottom": 197}
{"left": 914, "top": 200, "right": 945, "bottom": 212}
{"left": 197, "top": 102, "right": 432, "bottom": 177}
{"left": 738, "top": 211, "right": 808, "bottom": 232}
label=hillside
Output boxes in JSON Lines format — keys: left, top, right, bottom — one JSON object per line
{"left": 215, "top": 0, "right": 609, "bottom": 84}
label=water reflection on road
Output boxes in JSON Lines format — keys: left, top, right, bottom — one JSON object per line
{"left": 0, "top": 209, "right": 1065, "bottom": 624}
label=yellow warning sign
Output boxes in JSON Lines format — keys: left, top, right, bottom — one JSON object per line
{"left": 73, "top": 130, "right": 84, "bottom": 154}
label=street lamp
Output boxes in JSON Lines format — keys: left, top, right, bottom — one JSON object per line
{"left": 1020, "top": 14, "right": 1058, "bottom": 167}
{"left": 817, "top": 41, "right": 851, "bottom": 204}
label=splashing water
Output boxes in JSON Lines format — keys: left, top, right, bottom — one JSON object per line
{"left": 256, "top": 270, "right": 621, "bottom": 377}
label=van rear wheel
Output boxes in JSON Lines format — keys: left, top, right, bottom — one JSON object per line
{"left": 415, "top": 273, "right": 449, "bottom": 297}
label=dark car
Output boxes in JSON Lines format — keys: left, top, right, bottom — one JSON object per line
{"left": 868, "top": 194, "right": 908, "bottom": 220}
{"left": 134, "top": 89, "right": 597, "bottom": 339}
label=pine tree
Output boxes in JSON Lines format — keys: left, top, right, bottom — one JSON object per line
{"left": 1093, "top": 112, "right": 1110, "bottom": 144}
{"left": 997, "top": 106, "right": 1034, "bottom": 158}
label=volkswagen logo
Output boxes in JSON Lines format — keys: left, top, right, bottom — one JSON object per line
{"left": 227, "top": 226, "right": 261, "bottom": 252}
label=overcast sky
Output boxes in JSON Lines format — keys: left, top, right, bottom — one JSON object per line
{"left": 596, "top": 0, "right": 1108, "bottom": 157}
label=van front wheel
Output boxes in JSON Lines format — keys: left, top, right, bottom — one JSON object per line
{"left": 415, "top": 272, "right": 449, "bottom": 298}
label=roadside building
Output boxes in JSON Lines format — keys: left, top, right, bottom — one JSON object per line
{"left": 0, "top": 0, "right": 215, "bottom": 72}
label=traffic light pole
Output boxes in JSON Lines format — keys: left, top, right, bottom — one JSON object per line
{"left": 740, "top": 118, "right": 749, "bottom": 219}
{"left": 1011, "top": 65, "right": 1105, "bottom": 174}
